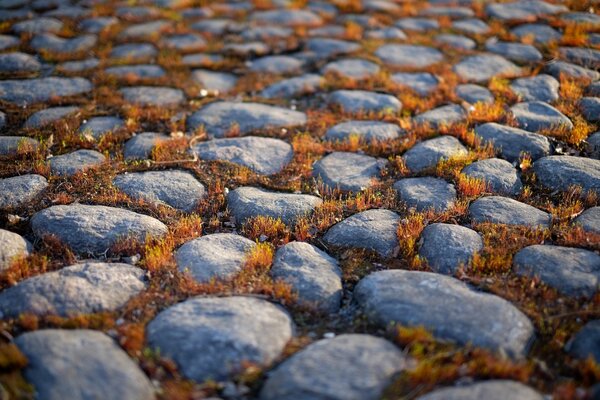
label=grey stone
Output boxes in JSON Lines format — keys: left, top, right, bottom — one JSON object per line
{"left": 0, "top": 52, "right": 40, "bottom": 74}
{"left": 452, "top": 18, "right": 490, "bottom": 34}
{"left": 123, "top": 132, "right": 168, "bottom": 160}
{"left": 419, "top": 223, "right": 483, "bottom": 274}
{"left": 24, "top": 106, "right": 79, "bottom": 129}
{"left": 309, "top": 25, "right": 346, "bottom": 38}
{"left": 0, "top": 35, "right": 19, "bottom": 51}
{"left": 242, "top": 26, "right": 293, "bottom": 41}
{"left": 562, "top": 12, "right": 600, "bottom": 27}
{"left": 511, "top": 101, "right": 573, "bottom": 132}
{"left": 30, "top": 204, "right": 168, "bottom": 255}
{"left": 57, "top": 58, "right": 99, "bottom": 73}
{"left": 514, "top": 245, "right": 600, "bottom": 298}
{"left": 545, "top": 61, "right": 600, "bottom": 81}
{"left": 396, "top": 17, "right": 439, "bottom": 32}
{"left": 365, "top": 27, "right": 407, "bottom": 40}
{"left": 110, "top": 43, "right": 157, "bottom": 61}
{"left": 0, "top": 262, "right": 147, "bottom": 317}
{"left": 580, "top": 97, "right": 600, "bottom": 122}
{"left": 79, "top": 116, "right": 124, "bottom": 140}
{"left": 510, "top": 74, "right": 559, "bottom": 103}
{"left": 403, "top": 136, "right": 468, "bottom": 173}
{"left": 15, "top": 329, "right": 154, "bottom": 400}
{"left": 325, "top": 120, "right": 403, "bottom": 142}
{"left": 79, "top": 16, "right": 118, "bottom": 33}
{"left": 328, "top": 90, "right": 401, "bottom": 114}
{"left": 0, "top": 174, "right": 48, "bottom": 210}
{"left": 105, "top": 65, "right": 165, "bottom": 79}
{"left": 414, "top": 104, "right": 466, "bottom": 128}
{"left": 30, "top": 33, "right": 97, "bottom": 54}
{"left": 146, "top": 296, "right": 293, "bottom": 382}
{"left": 223, "top": 42, "right": 269, "bottom": 57}
{"left": 176, "top": 233, "right": 255, "bottom": 283}
{"left": 435, "top": 34, "right": 476, "bottom": 50}
{"left": 250, "top": 9, "right": 323, "bottom": 26}
{"left": 116, "top": 5, "right": 161, "bottom": 20}
{"left": 469, "top": 196, "right": 550, "bottom": 228}
{"left": 575, "top": 207, "right": 600, "bottom": 235}
{"left": 486, "top": 0, "right": 567, "bottom": 21}
{"left": 394, "top": 177, "right": 457, "bottom": 212}
{"left": 120, "top": 86, "right": 185, "bottom": 107}
{"left": 313, "top": 152, "right": 384, "bottom": 192}
{"left": 456, "top": 84, "right": 494, "bottom": 104}
{"left": 322, "top": 58, "right": 379, "bottom": 80}
{"left": 181, "top": 53, "right": 223, "bottom": 67}
{"left": 193, "top": 136, "right": 293, "bottom": 175}
{"left": 354, "top": 269, "right": 534, "bottom": 357}
{"left": 512, "top": 23, "right": 561, "bottom": 44}
{"left": 161, "top": 33, "right": 206, "bottom": 52}
{"left": 453, "top": 54, "right": 522, "bottom": 83}
{"left": 485, "top": 40, "right": 542, "bottom": 64}
{"left": 533, "top": 155, "right": 600, "bottom": 194}
{"left": 323, "top": 209, "right": 400, "bottom": 258}
{"left": 49, "top": 149, "right": 106, "bottom": 176}
{"left": 113, "top": 170, "right": 207, "bottom": 212}
{"left": 417, "top": 380, "right": 543, "bottom": 400}
{"left": 0, "top": 229, "right": 32, "bottom": 271}
{"left": 260, "top": 74, "right": 323, "bottom": 99}
{"left": 12, "top": 17, "right": 62, "bottom": 34}
{"left": 0, "top": 136, "right": 39, "bottom": 156}
{"left": 375, "top": 44, "right": 443, "bottom": 68}
{"left": 192, "top": 69, "right": 237, "bottom": 93}
{"left": 560, "top": 47, "right": 600, "bottom": 70}
{"left": 306, "top": 38, "right": 360, "bottom": 58}
{"left": 250, "top": 55, "right": 303, "bottom": 75}
{"left": 462, "top": 158, "right": 523, "bottom": 195}
{"left": 187, "top": 101, "right": 307, "bottom": 138}
{"left": 260, "top": 334, "right": 407, "bottom": 400}
{"left": 228, "top": 186, "right": 322, "bottom": 225}
{"left": 190, "top": 18, "right": 232, "bottom": 35}
{"left": 474, "top": 122, "right": 551, "bottom": 162}
{"left": 566, "top": 320, "right": 600, "bottom": 363}
{"left": 391, "top": 73, "right": 439, "bottom": 96}
{"left": 0, "top": 77, "right": 92, "bottom": 105}
{"left": 271, "top": 241, "right": 342, "bottom": 313}
{"left": 118, "top": 20, "right": 170, "bottom": 40}
{"left": 420, "top": 6, "right": 474, "bottom": 18}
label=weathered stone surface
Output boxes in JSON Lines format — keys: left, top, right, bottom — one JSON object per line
{"left": 414, "top": 104, "right": 466, "bottom": 128}
{"left": 435, "top": 34, "right": 476, "bottom": 50}
{"left": 249, "top": 55, "right": 303, "bottom": 75}
{"left": 325, "top": 120, "right": 403, "bottom": 142}
{"left": 396, "top": 17, "right": 439, "bottom": 32}
{"left": 323, "top": 209, "right": 400, "bottom": 258}
{"left": 187, "top": 101, "right": 307, "bottom": 138}
{"left": 260, "top": 334, "right": 407, "bottom": 400}
{"left": 228, "top": 186, "right": 322, "bottom": 225}
{"left": 123, "top": 132, "right": 167, "bottom": 160}
{"left": 510, "top": 74, "right": 559, "bottom": 103}
{"left": 0, "top": 77, "right": 92, "bottom": 105}
{"left": 0, "top": 174, "right": 47, "bottom": 210}
{"left": 12, "top": 17, "right": 63, "bottom": 34}
{"left": 455, "top": 84, "right": 494, "bottom": 104}
{"left": 0, "top": 136, "right": 38, "bottom": 156}
{"left": 260, "top": 74, "right": 323, "bottom": 99}
{"left": 313, "top": 152, "right": 384, "bottom": 192}
{"left": 486, "top": 0, "right": 567, "bottom": 21}
{"left": 580, "top": 97, "right": 600, "bottom": 122}
{"left": 0, "top": 262, "right": 147, "bottom": 317}
{"left": 305, "top": 38, "right": 360, "bottom": 58}
{"left": 15, "top": 329, "right": 155, "bottom": 400}
{"left": 474, "top": 122, "right": 551, "bottom": 162}
{"left": 271, "top": 241, "right": 342, "bottom": 313}
{"left": 512, "top": 23, "right": 562, "bottom": 44}
{"left": 566, "top": 320, "right": 600, "bottom": 363}
{"left": 453, "top": 54, "right": 521, "bottom": 83}
{"left": 452, "top": 18, "right": 490, "bottom": 34}
{"left": 560, "top": 47, "right": 600, "bottom": 70}
{"left": 419, "top": 223, "right": 483, "bottom": 274}
{"left": 146, "top": 296, "right": 293, "bottom": 382}
{"left": 394, "top": 177, "right": 457, "bottom": 212}
{"left": 250, "top": 9, "right": 322, "bottom": 26}
{"left": 485, "top": 39, "right": 542, "bottom": 64}
{"left": 403, "top": 136, "right": 468, "bottom": 173}
{"left": 546, "top": 60, "right": 600, "bottom": 81}
{"left": 391, "top": 72, "right": 439, "bottom": 95}
{"left": 462, "top": 158, "right": 523, "bottom": 195}
{"left": 514, "top": 245, "right": 600, "bottom": 298}
{"left": 354, "top": 269, "right": 534, "bottom": 357}
{"left": 0, "top": 52, "right": 40, "bottom": 74}
{"left": 533, "top": 155, "right": 600, "bottom": 194}
{"left": 79, "top": 116, "right": 124, "bottom": 140}
{"left": 193, "top": 136, "right": 293, "bottom": 175}
{"left": 192, "top": 69, "right": 237, "bottom": 93}
{"left": 30, "top": 33, "right": 96, "bottom": 54}
{"left": 322, "top": 58, "right": 380, "bottom": 80}
{"left": 30, "top": 204, "right": 168, "bottom": 255}
{"left": 417, "top": 381, "right": 543, "bottom": 400}
{"left": 23, "top": 106, "right": 79, "bottom": 129}
{"left": 375, "top": 44, "right": 443, "bottom": 68}
{"left": 110, "top": 43, "right": 157, "bottom": 61}
{"left": 113, "top": 170, "right": 207, "bottom": 212}
{"left": 0, "top": 229, "right": 32, "bottom": 271}
{"left": 49, "top": 149, "right": 105, "bottom": 176}
{"left": 120, "top": 86, "right": 185, "bottom": 107}
{"left": 328, "top": 90, "right": 401, "bottom": 113}
{"left": 469, "top": 196, "right": 551, "bottom": 228}
{"left": 161, "top": 33, "right": 206, "bottom": 52}
{"left": 176, "top": 233, "right": 255, "bottom": 283}
{"left": 511, "top": 101, "right": 573, "bottom": 132}
{"left": 574, "top": 207, "right": 600, "bottom": 235}
{"left": 105, "top": 65, "right": 165, "bottom": 79}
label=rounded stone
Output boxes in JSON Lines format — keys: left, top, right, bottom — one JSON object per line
{"left": 327, "top": 90, "right": 402, "bottom": 114}
{"left": 510, "top": 74, "right": 559, "bottom": 103}
{"left": 260, "top": 74, "right": 323, "bottom": 99}
{"left": 354, "top": 270, "right": 534, "bottom": 357}
{"left": 0, "top": 174, "right": 48, "bottom": 210}
{"left": 419, "top": 223, "right": 483, "bottom": 274}
{"left": 120, "top": 86, "right": 185, "bottom": 107}
{"left": 175, "top": 233, "right": 255, "bottom": 283}
{"left": 511, "top": 101, "right": 573, "bottom": 132}
{"left": 403, "top": 136, "right": 468, "bottom": 173}
{"left": 453, "top": 54, "right": 522, "bottom": 83}
{"left": 313, "top": 152, "right": 384, "bottom": 192}
{"left": 260, "top": 334, "right": 407, "bottom": 400}
{"left": 533, "top": 155, "right": 600, "bottom": 194}
{"left": 417, "top": 380, "right": 543, "bottom": 400}
{"left": 30, "top": 204, "right": 168, "bottom": 256}
{"left": 462, "top": 158, "right": 523, "bottom": 195}
{"left": 375, "top": 44, "right": 443, "bottom": 68}
{"left": 566, "top": 320, "right": 600, "bottom": 363}
{"left": 49, "top": 149, "right": 106, "bottom": 176}
{"left": 574, "top": 207, "right": 600, "bottom": 235}
{"left": 485, "top": 40, "right": 542, "bottom": 64}
{"left": 0, "top": 77, "right": 92, "bottom": 106}
{"left": 0, "top": 262, "right": 147, "bottom": 317}
{"left": 474, "top": 122, "right": 551, "bottom": 162}
{"left": 0, "top": 136, "right": 39, "bottom": 156}
{"left": 78, "top": 116, "right": 124, "bottom": 140}
{"left": 271, "top": 241, "right": 342, "bottom": 313}
{"left": 146, "top": 296, "right": 294, "bottom": 382}
{"left": 0, "top": 229, "right": 32, "bottom": 271}
{"left": 325, "top": 120, "right": 403, "bottom": 142}
{"left": 0, "top": 52, "right": 40, "bottom": 74}
{"left": 123, "top": 132, "right": 168, "bottom": 160}
{"left": 414, "top": 104, "right": 467, "bottom": 129}
{"left": 394, "top": 177, "right": 457, "bottom": 212}
{"left": 469, "top": 196, "right": 551, "bottom": 228}
{"left": 322, "top": 58, "right": 380, "bottom": 80}
{"left": 391, "top": 72, "right": 439, "bottom": 96}
{"left": 249, "top": 55, "right": 303, "bottom": 74}
{"left": 455, "top": 84, "right": 495, "bottom": 104}
{"left": 23, "top": 106, "right": 80, "bottom": 129}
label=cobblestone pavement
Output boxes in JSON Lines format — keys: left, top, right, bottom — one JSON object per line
{"left": 0, "top": 0, "right": 600, "bottom": 398}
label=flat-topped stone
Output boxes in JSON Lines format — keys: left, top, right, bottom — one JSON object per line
{"left": 435, "top": 34, "right": 476, "bottom": 50}
{"left": 414, "top": 104, "right": 467, "bottom": 129}
{"left": 546, "top": 61, "right": 600, "bottom": 81}
{"left": 485, "top": 40, "right": 542, "bottom": 64}
{"left": 306, "top": 38, "right": 360, "bottom": 58}
{"left": 419, "top": 223, "right": 483, "bottom": 274}
{"left": 510, "top": 74, "right": 559, "bottom": 103}
{"left": 0, "top": 52, "right": 40, "bottom": 74}
{"left": 0, "top": 77, "right": 92, "bottom": 105}
{"left": 580, "top": 97, "right": 600, "bottom": 123}
{"left": 453, "top": 54, "right": 521, "bottom": 83}
{"left": 0, "top": 174, "right": 48, "bottom": 210}
{"left": 452, "top": 18, "right": 490, "bottom": 34}
{"left": 533, "top": 155, "right": 600, "bottom": 194}
{"left": 469, "top": 196, "right": 551, "bottom": 228}
{"left": 260, "top": 74, "right": 323, "bottom": 99}
{"left": 375, "top": 44, "right": 443, "bottom": 68}
{"left": 0, "top": 136, "right": 39, "bottom": 156}
{"left": 30, "top": 204, "right": 168, "bottom": 255}
{"left": 486, "top": 0, "right": 567, "bottom": 21}
{"left": 512, "top": 23, "right": 561, "bottom": 44}
{"left": 322, "top": 58, "right": 380, "bottom": 80}
{"left": 194, "top": 136, "right": 293, "bottom": 175}
{"left": 120, "top": 86, "right": 185, "bottom": 107}
{"left": 354, "top": 269, "right": 534, "bottom": 357}
{"left": 187, "top": 101, "right": 307, "bottom": 138}
{"left": 323, "top": 209, "right": 400, "bottom": 258}
{"left": 49, "top": 149, "right": 105, "bottom": 176}
{"left": 16, "top": 329, "right": 154, "bottom": 400}
{"left": 176, "top": 233, "right": 255, "bottom": 283}
{"left": 313, "top": 152, "right": 384, "bottom": 192}
{"left": 78, "top": 116, "right": 124, "bottom": 140}
{"left": 514, "top": 245, "right": 600, "bottom": 298}
{"left": 113, "top": 170, "right": 207, "bottom": 212}
{"left": 250, "top": 9, "right": 323, "bottom": 26}
{"left": 105, "top": 65, "right": 166, "bottom": 80}
{"left": 328, "top": 90, "right": 401, "bottom": 114}
{"left": 455, "top": 84, "right": 494, "bottom": 104}
{"left": 260, "top": 334, "right": 407, "bottom": 400}
{"left": 0, "top": 262, "right": 147, "bottom": 317}
{"left": 560, "top": 47, "right": 600, "bottom": 70}
{"left": 146, "top": 296, "right": 293, "bottom": 382}
{"left": 124, "top": 132, "right": 168, "bottom": 160}
{"left": 24, "top": 106, "right": 79, "bottom": 129}
{"left": 396, "top": 17, "right": 439, "bottom": 32}
{"left": 325, "top": 120, "right": 403, "bottom": 142}
{"left": 192, "top": 69, "right": 237, "bottom": 93}
{"left": 271, "top": 241, "right": 342, "bottom": 313}
{"left": 391, "top": 72, "right": 439, "bottom": 96}
{"left": 462, "top": 158, "right": 523, "bottom": 195}
{"left": 394, "top": 177, "right": 457, "bottom": 212}
{"left": 161, "top": 33, "right": 206, "bottom": 52}
{"left": 110, "top": 43, "right": 157, "bottom": 61}
{"left": 474, "top": 122, "right": 551, "bottom": 162}
{"left": 574, "top": 207, "right": 600, "bottom": 235}
{"left": 30, "top": 33, "right": 97, "bottom": 54}
{"left": 417, "top": 381, "right": 543, "bottom": 400}
{"left": 12, "top": 17, "right": 62, "bottom": 34}
{"left": 0, "top": 229, "right": 32, "bottom": 271}
{"left": 511, "top": 101, "right": 573, "bottom": 132}
{"left": 403, "top": 136, "right": 468, "bottom": 173}
{"left": 566, "top": 320, "right": 600, "bottom": 363}
{"left": 228, "top": 186, "right": 322, "bottom": 225}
